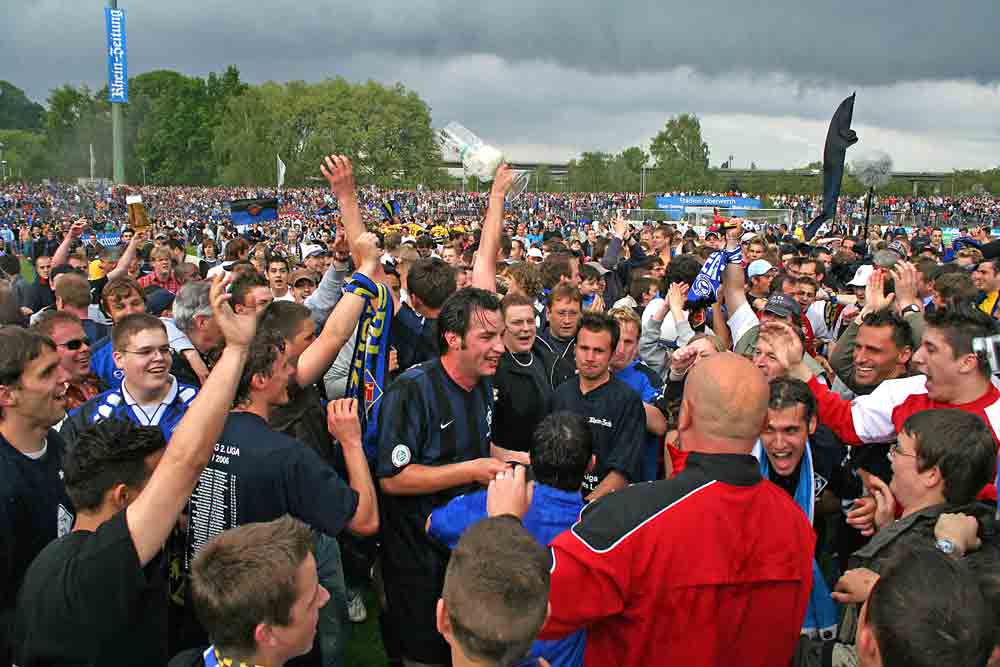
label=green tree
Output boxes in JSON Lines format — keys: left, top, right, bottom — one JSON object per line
{"left": 567, "top": 152, "right": 612, "bottom": 192}
{"left": 0, "top": 82, "right": 45, "bottom": 130}
{"left": 0, "top": 129, "right": 48, "bottom": 180}
{"left": 649, "top": 113, "right": 710, "bottom": 190}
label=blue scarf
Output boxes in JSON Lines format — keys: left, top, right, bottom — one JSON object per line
{"left": 752, "top": 439, "right": 838, "bottom": 639}
{"left": 687, "top": 246, "right": 742, "bottom": 305}
{"left": 343, "top": 273, "right": 395, "bottom": 460}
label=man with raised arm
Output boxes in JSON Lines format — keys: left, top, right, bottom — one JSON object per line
{"left": 12, "top": 274, "right": 258, "bottom": 667}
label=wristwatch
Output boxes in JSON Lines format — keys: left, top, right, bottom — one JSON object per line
{"left": 901, "top": 304, "right": 921, "bottom": 315}
{"left": 935, "top": 537, "right": 959, "bottom": 556}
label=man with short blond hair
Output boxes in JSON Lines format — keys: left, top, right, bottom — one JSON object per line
{"left": 139, "top": 246, "right": 181, "bottom": 294}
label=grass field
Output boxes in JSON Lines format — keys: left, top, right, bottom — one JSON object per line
{"left": 344, "top": 589, "right": 389, "bottom": 665}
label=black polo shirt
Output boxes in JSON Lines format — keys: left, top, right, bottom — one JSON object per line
{"left": 183, "top": 412, "right": 358, "bottom": 570}
{"left": 551, "top": 376, "right": 646, "bottom": 495}
{"left": 375, "top": 357, "right": 493, "bottom": 664}
{"left": 0, "top": 430, "right": 74, "bottom": 616}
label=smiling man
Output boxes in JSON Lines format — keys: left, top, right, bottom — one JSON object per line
{"left": 376, "top": 287, "right": 511, "bottom": 666}
{"left": 61, "top": 313, "right": 200, "bottom": 448}
{"left": 753, "top": 378, "right": 845, "bottom": 638}
{"left": 31, "top": 310, "right": 105, "bottom": 410}
{"left": 0, "top": 327, "right": 73, "bottom": 660}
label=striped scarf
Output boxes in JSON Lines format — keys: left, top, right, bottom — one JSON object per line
{"left": 343, "top": 272, "right": 394, "bottom": 460}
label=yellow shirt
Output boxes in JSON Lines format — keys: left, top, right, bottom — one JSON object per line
{"left": 980, "top": 290, "right": 999, "bottom": 318}
{"left": 88, "top": 259, "right": 104, "bottom": 281}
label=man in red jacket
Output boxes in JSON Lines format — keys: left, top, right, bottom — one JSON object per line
{"left": 772, "top": 305, "right": 1000, "bottom": 501}
{"left": 491, "top": 352, "right": 815, "bottom": 667}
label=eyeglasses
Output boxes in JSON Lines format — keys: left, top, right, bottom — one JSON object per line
{"left": 57, "top": 338, "right": 90, "bottom": 351}
{"left": 121, "top": 345, "right": 172, "bottom": 359}
{"left": 887, "top": 442, "right": 918, "bottom": 460}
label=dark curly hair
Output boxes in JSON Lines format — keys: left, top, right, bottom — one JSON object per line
{"left": 64, "top": 419, "right": 167, "bottom": 511}
{"left": 233, "top": 330, "right": 287, "bottom": 408}
{"left": 437, "top": 287, "right": 502, "bottom": 355}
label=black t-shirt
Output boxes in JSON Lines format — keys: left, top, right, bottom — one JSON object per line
{"left": 184, "top": 412, "right": 359, "bottom": 570}
{"left": 13, "top": 510, "right": 167, "bottom": 666}
{"left": 391, "top": 304, "right": 438, "bottom": 372}
{"left": 551, "top": 377, "right": 647, "bottom": 495}
{"left": 0, "top": 430, "right": 74, "bottom": 613}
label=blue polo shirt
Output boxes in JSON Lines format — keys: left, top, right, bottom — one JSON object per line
{"left": 429, "top": 483, "right": 586, "bottom": 667}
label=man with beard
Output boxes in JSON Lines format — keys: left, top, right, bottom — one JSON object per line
{"left": 61, "top": 313, "right": 200, "bottom": 447}
{"left": 551, "top": 312, "right": 646, "bottom": 500}
{"left": 31, "top": 310, "right": 104, "bottom": 410}
{"left": 0, "top": 328, "right": 73, "bottom": 662}
{"left": 376, "top": 287, "right": 511, "bottom": 666}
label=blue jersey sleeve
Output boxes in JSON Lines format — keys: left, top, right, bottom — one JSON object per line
{"left": 428, "top": 491, "right": 488, "bottom": 550}
{"left": 376, "top": 376, "right": 427, "bottom": 479}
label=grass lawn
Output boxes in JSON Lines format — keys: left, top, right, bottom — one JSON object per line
{"left": 21, "top": 257, "right": 35, "bottom": 282}
{"left": 344, "top": 588, "right": 389, "bottom": 666}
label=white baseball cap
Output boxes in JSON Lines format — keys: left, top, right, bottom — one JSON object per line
{"left": 848, "top": 265, "right": 874, "bottom": 287}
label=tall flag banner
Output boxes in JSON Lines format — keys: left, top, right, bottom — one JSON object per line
{"left": 277, "top": 154, "right": 286, "bottom": 189}
{"left": 229, "top": 198, "right": 278, "bottom": 228}
{"left": 804, "top": 93, "right": 858, "bottom": 241}
{"left": 104, "top": 8, "right": 128, "bottom": 103}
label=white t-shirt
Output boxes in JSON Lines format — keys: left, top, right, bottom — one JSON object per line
{"left": 727, "top": 302, "right": 760, "bottom": 349}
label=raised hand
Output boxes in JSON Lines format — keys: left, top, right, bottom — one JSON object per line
{"left": 68, "top": 219, "right": 87, "bottom": 238}
{"left": 210, "top": 272, "right": 258, "bottom": 348}
{"left": 320, "top": 155, "right": 356, "bottom": 200}
{"left": 669, "top": 343, "right": 700, "bottom": 377}
{"left": 863, "top": 269, "right": 894, "bottom": 315}
{"left": 490, "top": 164, "right": 516, "bottom": 199}
{"left": 758, "top": 320, "right": 809, "bottom": 380}
{"left": 890, "top": 260, "right": 920, "bottom": 311}
{"left": 667, "top": 282, "right": 689, "bottom": 321}
{"left": 859, "top": 470, "right": 897, "bottom": 531}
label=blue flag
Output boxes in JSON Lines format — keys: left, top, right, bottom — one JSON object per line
{"left": 229, "top": 198, "right": 278, "bottom": 227}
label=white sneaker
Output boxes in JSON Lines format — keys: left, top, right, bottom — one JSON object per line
{"left": 347, "top": 589, "right": 367, "bottom": 623}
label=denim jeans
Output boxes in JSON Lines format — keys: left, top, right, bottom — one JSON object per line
{"left": 314, "top": 530, "right": 349, "bottom": 667}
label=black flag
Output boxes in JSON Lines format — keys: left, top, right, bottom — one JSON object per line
{"left": 804, "top": 93, "right": 858, "bottom": 241}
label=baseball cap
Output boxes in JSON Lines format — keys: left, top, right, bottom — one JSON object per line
{"left": 847, "top": 265, "right": 874, "bottom": 287}
{"left": 527, "top": 247, "right": 544, "bottom": 259}
{"left": 747, "top": 259, "right": 774, "bottom": 278}
{"left": 145, "top": 288, "right": 175, "bottom": 317}
{"left": 305, "top": 246, "right": 328, "bottom": 259}
{"left": 290, "top": 268, "right": 317, "bottom": 286}
{"left": 763, "top": 294, "right": 801, "bottom": 321}
{"left": 887, "top": 240, "right": 909, "bottom": 258}
{"left": 584, "top": 260, "right": 610, "bottom": 276}
{"left": 704, "top": 230, "right": 720, "bottom": 240}
{"left": 740, "top": 232, "right": 757, "bottom": 243}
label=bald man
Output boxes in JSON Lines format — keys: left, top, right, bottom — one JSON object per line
{"left": 531, "top": 353, "right": 817, "bottom": 667}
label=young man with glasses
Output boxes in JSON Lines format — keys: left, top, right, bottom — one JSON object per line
{"left": 61, "top": 313, "right": 199, "bottom": 448}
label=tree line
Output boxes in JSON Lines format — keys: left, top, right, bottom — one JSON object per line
{"left": 0, "top": 75, "right": 997, "bottom": 195}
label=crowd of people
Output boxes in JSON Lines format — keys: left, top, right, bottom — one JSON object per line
{"left": 2, "top": 159, "right": 1000, "bottom": 667}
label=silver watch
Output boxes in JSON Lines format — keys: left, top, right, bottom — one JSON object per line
{"left": 936, "top": 538, "right": 958, "bottom": 555}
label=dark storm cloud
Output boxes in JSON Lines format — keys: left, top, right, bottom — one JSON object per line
{"left": 5, "top": 0, "right": 1000, "bottom": 104}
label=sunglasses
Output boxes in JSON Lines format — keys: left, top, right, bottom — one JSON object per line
{"left": 58, "top": 337, "right": 89, "bottom": 350}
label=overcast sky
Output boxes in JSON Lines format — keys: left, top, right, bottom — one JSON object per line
{"left": 6, "top": 1, "right": 999, "bottom": 171}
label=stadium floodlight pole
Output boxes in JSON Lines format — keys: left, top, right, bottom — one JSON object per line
{"left": 108, "top": 0, "right": 125, "bottom": 184}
